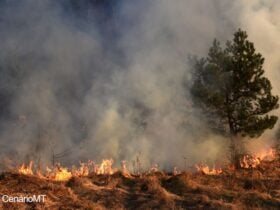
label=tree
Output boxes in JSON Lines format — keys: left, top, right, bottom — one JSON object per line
{"left": 190, "top": 29, "right": 279, "bottom": 168}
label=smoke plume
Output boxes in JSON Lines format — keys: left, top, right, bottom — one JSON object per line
{"left": 0, "top": 0, "right": 279, "bottom": 170}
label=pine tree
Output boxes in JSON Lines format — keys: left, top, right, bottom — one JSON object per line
{"left": 191, "top": 29, "right": 279, "bottom": 167}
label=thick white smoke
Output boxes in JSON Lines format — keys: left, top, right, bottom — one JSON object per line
{"left": 0, "top": 0, "right": 279, "bottom": 170}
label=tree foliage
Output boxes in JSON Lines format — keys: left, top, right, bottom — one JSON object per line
{"left": 191, "top": 29, "right": 279, "bottom": 138}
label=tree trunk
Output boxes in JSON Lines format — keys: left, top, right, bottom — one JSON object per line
{"left": 226, "top": 96, "right": 242, "bottom": 169}
{"left": 230, "top": 135, "right": 241, "bottom": 169}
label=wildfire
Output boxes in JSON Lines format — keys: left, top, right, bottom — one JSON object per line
{"left": 18, "top": 161, "right": 33, "bottom": 176}
{"left": 255, "top": 148, "right": 276, "bottom": 161}
{"left": 149, "top": 164, "right": 159, "bottom": 173}
{"left": 16, "top": 148, "right": 277, "bottom": 179}
{"left": 96, "top": 159, "right": 114, "bottom": 175}
{"left": 71, "top": 161, "right": 91, "bottom": 177}
{"left": 122, "top": 160, "right": 131, "bottom": 177}
{"left": 240, "top": 148, "right": 277, "bottom": 169}
{"left": 17, "top": 159, "right": 116, "bottom": 181}
{"left": 195, "top": 164, "right": 222, "bottom": 175}
{"left": 240, "top": 155, "right": 261, "bottom": 169}
{"left": 44, "top": 164, "right": 72, "bottom": 181}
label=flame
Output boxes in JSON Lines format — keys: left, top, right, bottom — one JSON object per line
{"left": 254, "top": 148, "right": 276, "bottom": 161}
{"left": 44, "top": 164, "right": 72, "bottom": 181}
{"left": 36, "top": 170, "right": 45, "bottom": 179}
{"left": 122, "top": 160, "right": 131, "bottom": 177}
{"left": 17, "top": 159, "right": 116, "bottom": 181}
{"left": 72, "top": 162, "right": 91, "bottom": 177}
{"left": 240, "top": 155, "right": 261, "bottom": 169}
{"left": 96, "top": 159, "right": 114, "bottom": 175}
{"left": 173, "top": 166, "right": 180, "bottom": 175}
{"left": 17, "top": 149, "right": 276, "bottom": 180}
{"left": 53, "top": 168, "right": 72, "bottom": 181}
{"left": 195, "top": 164, "right": 222, "bottom": 175}
{"left": 240, "top": 148, "right": 277, "bottom": 169}
{"left": 149, "top": 164, "right": 159, "bottom": 173}
{"left": 18, "top": 161, "right": 33, "bottom": 176}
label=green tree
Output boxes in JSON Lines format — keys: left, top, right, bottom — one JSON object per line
{"left": 191, "top": 29, "right": 279, "bottom": 168}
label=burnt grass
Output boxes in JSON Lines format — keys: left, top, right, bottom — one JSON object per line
{"left": 0, "top": 160, "right": 279, "bottom": 210}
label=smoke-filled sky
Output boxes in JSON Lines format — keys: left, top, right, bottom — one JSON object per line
{"left": 0, "top": 0, "right": 279, "bottom": 169}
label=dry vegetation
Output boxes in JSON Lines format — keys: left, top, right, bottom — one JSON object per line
{"left": 0, "top": 159, "right": 279, "bottom": 210}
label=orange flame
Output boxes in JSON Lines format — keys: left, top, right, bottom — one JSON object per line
{"left": 255, "top": 148, "right": 276, "bottom": 161}
{"left": 44, "top": 164, "right": 72, "bottom": 181}
{"left": 72, "top": 162, "right": 91, "bottom": 177}
{"left": 195, "top": 164, "right": 222, "bottom": 175}
{"left": 240, "top": 155, "right": 261, "bottom": 169}
{"left": 17, "top": 159, "right": 117, "bottom": 181}
{"left": 17, "top": 149, "right": 276, "bottom": 180}
{"left": 122, "top": 160, "right": 131, "bottom": 177}
{"left": 53, "top": 168, "right": 72, "bottom": 181}
{"left": 18, "top": 161, "right": 33, "bottom": 176}
{"left": 240, "top": 148, "right": 277, "bottom": 169}
{"left": 96, "top": 159, "right": 114, "bottom": 175}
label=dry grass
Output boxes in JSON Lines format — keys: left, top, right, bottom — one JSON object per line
{"left": 0, "top": 159, "right": 279, "bottom": 209}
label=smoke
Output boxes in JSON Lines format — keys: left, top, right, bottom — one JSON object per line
{"left": 0, "top": 0, "right": 279, "bottom": 170}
